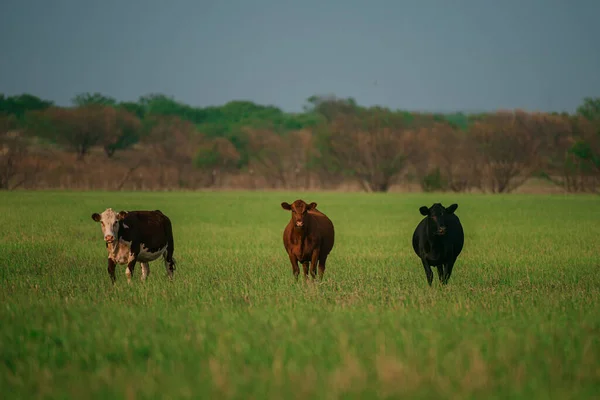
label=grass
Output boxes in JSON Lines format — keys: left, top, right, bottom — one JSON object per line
{"left": 0, "top": 190, "right": 599, "bottom": 399}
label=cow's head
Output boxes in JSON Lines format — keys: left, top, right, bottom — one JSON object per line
{"left": 281, "top": 199, "right": 317, "bottom": 228}
{"left": 419, "top": 203, "right": 458, "bottom": 236}
{"left": 91, "top": 208, "right": 128, "bottom": 243}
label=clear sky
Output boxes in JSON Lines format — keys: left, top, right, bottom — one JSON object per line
{"left": 1, "top": 0, "right": 598, "bottom": 113}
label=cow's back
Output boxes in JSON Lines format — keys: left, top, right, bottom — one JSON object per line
{"left": 121, "top": 210, "right": 173, "bottom": 251}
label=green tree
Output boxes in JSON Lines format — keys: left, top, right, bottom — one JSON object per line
{"left": 0, "top": 94, "right": 53, "bottom": 119}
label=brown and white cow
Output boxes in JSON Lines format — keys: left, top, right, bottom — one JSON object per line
{"left": 281, "top": 199, "right": 335, "bottom": 281}
{"left": 91, "top": 208, "right": 176, "bottom": 283}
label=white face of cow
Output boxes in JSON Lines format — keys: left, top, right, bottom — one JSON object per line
{"left": 91, "top": 208, "right": 127, "bottom": 243}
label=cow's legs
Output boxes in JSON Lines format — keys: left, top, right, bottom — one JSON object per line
{"left": 302, "top": 262, "right": 310, "bottom": 280}
{"left": 125, "top": 259, "right": 136, "bottom": 283}
{"left": 436, "top": 265, "right": 444, "bottom": 284}
{"left": 317, "top": 255, "right": 327, "bottom": 280}
{"left": 140, "top": 262, "right": 150, "bottom": 281}
{"left": 107, "top": 258, "right": 116, "bottom": 284}
{"left": 421, "top": 258, "right": 434, "bottom": 286}
{"left": 310, "top": 249, "right": 320, "bottom": 280}
{"left": 443, "top": 259, "right": 456, "bottom": 285}
{"left": 288, "top": 253, "right": 300, "bottom": 280}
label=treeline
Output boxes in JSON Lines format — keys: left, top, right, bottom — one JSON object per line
{"left": 0, "top": 92, "right": 599, "bottom": 192}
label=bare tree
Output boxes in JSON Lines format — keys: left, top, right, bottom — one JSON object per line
{"left": 412, "top": 123, "right": 482, "bottom": 192}
{"left": 322, "top": 110, "right": 416, "bottom": 192}
{"left": 246, "top": 129, "right": 294, "bottom": 188}
{"left": 469, "top": 110, "right": 553, "bottom": 193}
{"left": 0, "top": 114, "right": 27, "bottom": 189}
{"left": 142, "top": 116, "right": 201, "bottom": 188}
{"left": 195, "top": 136, "right": 241, "bottom": 187}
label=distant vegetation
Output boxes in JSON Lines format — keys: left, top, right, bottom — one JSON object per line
{"left": 1, "top": 92, "right": 598, "bottom": 192}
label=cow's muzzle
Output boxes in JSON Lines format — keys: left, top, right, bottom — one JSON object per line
{"left": 436, "top": 227, "right": 447, "bottom": 235}
{"left": 295, "top": 221, "right": 304, "bottom": 227}
{"left": 104, "top": 235, "right": 115, "bottom": 243}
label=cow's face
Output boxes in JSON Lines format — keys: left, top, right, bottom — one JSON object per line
{"left": 91, "top": 208, "right": 128, "bottom": 243}
{"left": 281, "top": 200, "right": 317, "bottom": 228}
{"left": 419, "top": 203, "right": 458, "bottom": 236}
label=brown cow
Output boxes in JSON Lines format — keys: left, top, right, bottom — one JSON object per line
{"left": 281, "top": 199, "right": 335, "bottom": 280}
{"left": 91, "top": 208, "right": 176, "bottom": 284}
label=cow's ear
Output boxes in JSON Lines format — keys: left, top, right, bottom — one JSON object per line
{"left": 281, "top": 202, "right": 292, "bottom": 210}
{"left": 419, "top": 206, "right": 429, "bottom": 216}
{"left": 307, "top": 202, "right": 317, "bottom": 210}
{"left": 92, "top": 213, "right": 101, "bottom": 222}
{"left": 117, "top": 211, "right": 128, "bottom": 220}
{"left": 446, "top": 204, "right": 458, "bottom": 214}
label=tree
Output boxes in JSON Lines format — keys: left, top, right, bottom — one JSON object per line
{"left": 411, "top": 122, "right": 481, "bottom": 192}
{"left": 576, "top": 97, "right": 600, "bottom": 121}
{"left": 195, "top": 137, "right": 241, "bottom": 187}
{"left": 468, "top": 110, "right": 556, "bottom": 193}
{"left": 0, "top": 94, "right": 53, "bottom": 119}
{"left": 556, "top": 115, "right": 600, "bottom": 192}
{"left": 142, "top": 116, "right": 201, "bottom": 187}
{"left": 101, "top": 107, "right": 142, "bottom": 158}
{"left": 318, "top": 108, "right": 416, "bottom": 192}
{"left": 0, "top": 113, "right": 27, "bottom": 189}
{"left": 72, "top": 92, "right": 117, "bottom": 107}
{"left": 29, "top": 105, "right": 109, "bottom": 161}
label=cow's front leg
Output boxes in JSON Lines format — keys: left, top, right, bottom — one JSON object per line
{"left": 107, "top": 258, "right": 116, "bottom": 284}
{"left": 288, "top": 253, "right": 300, "bottom": 280}
{"left": 125, "top": 257, "right": 137, "bottom": 284}
{"left": 443, "top": 259, "right": 456, "bottom": 285}
{"left": 421, "top": 257, "right": 434, "bottom": 286}
{"left": 435, "top": 265, "right": 444, "bottom": 283}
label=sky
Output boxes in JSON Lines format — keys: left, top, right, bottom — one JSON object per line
{"left": 1, "top": 0, "right": 599, "bottom": 113}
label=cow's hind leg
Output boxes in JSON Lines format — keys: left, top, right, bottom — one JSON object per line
{"left": 421, "top": 258, "right": 434, "bottom": 286}
{"left": 317, "top": 254, "right": 327, "bottom": 281}
{"left": 140, "top": 262, "right": 150, "bottom": 282}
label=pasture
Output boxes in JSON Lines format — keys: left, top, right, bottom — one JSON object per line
{"left": 0, "top": 191, "right": 599, "bottom": 399}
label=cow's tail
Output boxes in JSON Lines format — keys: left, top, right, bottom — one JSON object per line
{"left": 164, "top": 216, "right": 176, "bottom": 271}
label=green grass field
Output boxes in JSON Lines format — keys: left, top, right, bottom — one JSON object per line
{"left": 1, "top": 191, "right": 599, "bottom": 399}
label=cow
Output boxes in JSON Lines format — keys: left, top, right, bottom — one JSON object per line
{"left": 412, "top": 203, "right": 464, "bottom": 286}
{"left": 281, "top": 199, "right": 335, "bottom": 281}
{"left": 91, "top": 208, "right": 176, "bottom": 284}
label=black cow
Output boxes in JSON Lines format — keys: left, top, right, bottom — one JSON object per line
{"left": 412, "top": 203, "right": 464, "bottom": 286}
